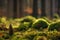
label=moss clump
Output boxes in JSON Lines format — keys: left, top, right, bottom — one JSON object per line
{"left": 48, "top": 22, "right": 60, "bottom": 31}
{"left": 0, "top": 37, "right": 4, "bottom": 40}
{"left": 18, "top": 16, "right": 36, "bottom": 31}
{"left": 33, "top": 36, "right": 47, "bottom": 40}
{"left": 20, "top": 16, "right": 36, "bottom": 27}
{"left": 42, "top": 17, "right": 52, "bottom": 23}
{"left": 53, "top": 13, "right": 59, "bottom": 19}
{"left": 18, "top": 22, "right": 30, "bottom": 31}
{"left": 32, "top": 19, "right": 49, "bottom": 31}
{"left": 20, "top": 16, "right": 36, "bottom": 23}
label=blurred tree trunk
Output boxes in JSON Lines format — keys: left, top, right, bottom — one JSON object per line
{"left": 41, "top": 0, "right": 46, "bottom": 17}
{"left": 17, "top": 0, "right": 19, "bottom": 18}
{"left": 32, "top": 0, "right": 38, "bottom": 18}
{"left": 13, "top": 0, "right": 24, "bottom": 18}
{"left": 0, "top": 0, "right": 2, "bottom": 7}
{"left": 7, "top": 0, "right": 13, "bottom": 18}
{"left": 58, "top": 0, "right": 60, "bottom": 16}
{"left": 0, "top": 0, "right": 4, "bottom": 17}
{"left": 50, "top": 0, "right": 53, "bottom": 19}
{"left": 19, "top": 0, "right": 24, "bottom": 17}
{"left": 13, "top": 0, "right": 17, "bottom": 18}
{"left": 0, "top": 0, "right": 6, "bottom": 16}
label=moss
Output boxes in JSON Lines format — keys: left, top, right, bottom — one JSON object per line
{"left": 48, "top": 22, "right": 60, "bottom": 31}
{"left": 18, "top": 22, "right": 30, "bottom": 31}
{"left": 18, "top": 16, "right": 36, "bottom": 31}
{"left": 33, "top": 36, "right": 47, "bottom": 40}
{"left": 32, "top": 19, "right": 49, "bottom": 31}
{"left": 53, "top": 13, "right": 59, "bottom": 19}
{"left": 0, "top": 37, "right": 4, "bottom": 40}
{"left": 42, "top": 17, "right": 52, "bottom": 23}
{"left": 20, "top": 16, "right": 36, "bottom": 23}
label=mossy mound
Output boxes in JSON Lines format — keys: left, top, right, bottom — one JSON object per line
{"left": 42, "top": 17, "right": 52, "bottom": 23}
{"left": 33, "top": 36, "right": 47, "bottom": 40}
{"left": 32, "top": 19, "right": 49, "bottom": 31}
{"left": 18, "top": 22, "right": 30, "bottom": 31}
{"left": 18, "top": 16, "right": 36, "bottom": 31}
{"left": 20, "top": 16, "right": 36, "bottom": 23}
{"left": 48, "top": 22, "right": 60, "bottom": 31}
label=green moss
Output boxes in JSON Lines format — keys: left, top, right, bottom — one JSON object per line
{"left": 53, "top": 13, "right": 59, "bottom": 19}
{"left": 32, "top": 19, "right": 49, "bottom": 31}
{"left": 20, "top": 16, "right": 36, "bottom": 23}
{"left": 0, "top": 37, "right": 4, "bottom": 40}
{"left": 18, "top": 22, "right": 30, "bottom": 31}
{"left": 42, "top": 17, "right": 52, "bottom": 23}
{"left": 18, "top": 16, "right": 36, "bottom": 31}
{"left": 33, "top": 36, "right": 47, "bottom": 40}
{"left": 48, "top": 22, "right": 60, "bottom": 31}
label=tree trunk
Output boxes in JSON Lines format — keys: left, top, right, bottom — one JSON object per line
{"left": 32, "top": 0, "right": 38, "bottom": 18}
{"left": 13, "top": 0, "right": 17, "bottom": 18}
{"left": 58, "top": 0, "right": 60, "bottom": 16}
{"left": 19, "top": 0, "right": 24, "bottom": 17}
{"left": 41, "top": 0, "right": 46, "bottom": 17}
{"left": 50, "top": 0, "right": 53, "bottom": 19}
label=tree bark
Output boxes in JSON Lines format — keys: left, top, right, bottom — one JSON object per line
{"left": 50, "top": 0, "right": 53, "bottom": 19}
{"left": 58, "top": 0, "right": 60, "bottom": 16}
{"left": 13, "top": 0, "right": 17, "bottom": 18}
{"left": 41, "top": 0, "right": 46, "bottom": 17}
{"left": 32, "top": 0, "right": 38, "bottom": 18}
{"left": 19, "top": 0, "right": 24, "bottom": 17}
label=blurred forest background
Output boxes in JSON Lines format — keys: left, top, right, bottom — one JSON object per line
{"left": 0, "top": 0, "right": 60, "bottom": 19}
